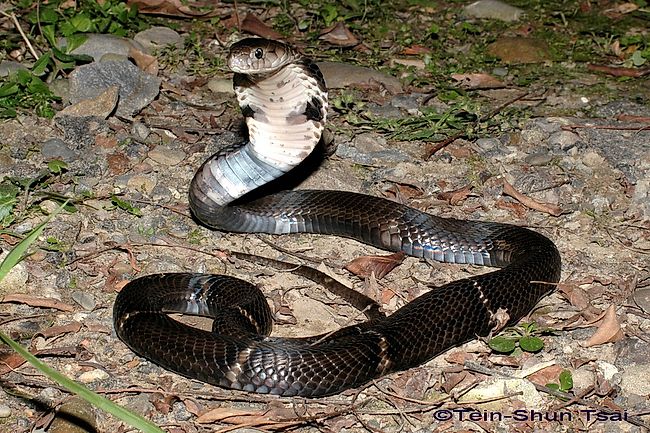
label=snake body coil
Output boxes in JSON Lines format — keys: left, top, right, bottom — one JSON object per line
{"left": 113, "top": 38, "right": 562, "bottom": 397}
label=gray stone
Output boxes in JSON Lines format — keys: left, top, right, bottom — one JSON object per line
{"left": 131, "top": 121, "right": 151, "bottom": 141}
{"left": 148, "top": 145, "right": 186, "bottom": 165}
{"left": 524, "top": 152, "right": 554, "bottom": 166}
{"left": 0, "top": 60, "right": 27, "bottom": 77}
{"left": 134, "top": 26, "right": 183, "bottom": 53}
{"left": 72, "top": 291, "right": 96, "bottom": 311}
{"left": 336, "top": 132, "right": 410, "bottom": 165}
{"left": 60, "top": 34, "right": 145, "bottom": 61}
{"left": 316, "top": 61, "right": 402, "bottom": 93}
{"left": 69, "top": 60, "right": 161, "bottom": 117}
{"left": 208, "top": 77, "right": 234, "bottom": 94}
{"left": 41, "top": 138, "right": 77, "bottom": 161}
{"left": 0, "top": 404, "right": 10, "bottom": 418}
{"left": 463, "top": 0, "right": 525, "bottom": 22}
{"left": 549, "top": 130, "right": 580, "bottom": 148}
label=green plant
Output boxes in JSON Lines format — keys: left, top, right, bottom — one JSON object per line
{"left": 546, "top": 369, "right": 574, "bottom": 393}
{"left": 488, "top": 322, "right": 553, "bottom": 354}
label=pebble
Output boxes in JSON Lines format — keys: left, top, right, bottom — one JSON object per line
{"left": 0, "top": 251, "right": 29, "bottom": 296}
{"left": 524, "top": 152, "right": 554, "bottom": 166}
{"left": 41, "top": 138, "right": 78, "bottom": 161}
{"left": 77, "top": 369, "right": 109, "bottom": 383}
{"left": 620, "top": 364, "right": 650, "bottom": 395}
{"left": 463, "top": 0, "right": 524, "bottom": 21}
{"left": 148, "top": 145, "right": 186, "bottom": 165}
{"left": 71, "top": 291, "right": 96, "bottom": 311}
{"left": 48, "top": 397, "right": 97, "bottom": 433}
{"left": 131, "top": 121, "right": 151, "bottom": 141}
{"left": 0, "top": 404, "right": 11, "bottom": 418}
{"left": 549, "top": 130, "right": 580, "bottom": 148}
{"left": 134, "top": 26, "right": 183, "bottom": 53}
{"left": 208, "top": 77, "right": 234, "bottom": 94}
{"left": 68, "top": 60, "right": 161, "bottom": 117}
{"left": 126, "top": 174, "right": 157, "bottom": 194}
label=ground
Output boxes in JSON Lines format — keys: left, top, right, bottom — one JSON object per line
{"left": 0, "top": 1, "right": 649, "bottom": 433}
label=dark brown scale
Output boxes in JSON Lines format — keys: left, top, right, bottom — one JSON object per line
{"left": 113, "top": 39, "right": 562, "bottom": 397}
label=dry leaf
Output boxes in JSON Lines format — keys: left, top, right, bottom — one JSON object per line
{"left": 502, "top": 178, "right": 563, "bottom": 216}
{"left": 37, "top": 321, "right": 82, "bottom": 338}
{"left": 557, "top": 283, "right": 590, "bottom": 310}
{"left": 494, "top": 197, "right": 528, "bottom": 219}
{"left": 583, "top": 305, "right": 624, "bottom": 347}
{"left": 526, "top": 364, "right": 564, "bottom": 387}
{"left": 401, "top": 45, "right": 432, "bottom": 55}
{"left": 127, "top": 0, "right": 216, "bottom": 17}
{"left": 240, "top": 14, "right": 284, "bottom": 40}
{"left": 437, "top": 185, "right": 473, "bottom": 205}
{"left": 441, "top": 370, "right": 468, "bottom": 394}
{"left": 2, "top": 294, "right": 75, "bottom": 311}
{"left": 451, "top": 73, "right": 505, "bottom": 89}
{"left": 344, "top": 251, "right": 406, "bottom": 279}
{"left": 129, "top": 46, "right": 159, "bottom": 75}
{"left": 319, "top": 22, "right": 359, "bottom": 47}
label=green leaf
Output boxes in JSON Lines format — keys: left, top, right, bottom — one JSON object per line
{"left": 64, "top": 34, "right": 89, "bottom": 53}
{"left": 47, "top": 159, "right": 68, "bottom": 174}
{"left": 488, "top": 336, "right": 517, "bottom": 353}
{"left": 545, "top": 383, "right": 560, "bottom": 391}
{"left": 27, "top": 76, "right": 50, "bottom": 95}
{"left": 631, "top": 50, "right": 646, "bottom": 67}
{"left": 559, "top": 370, "right": 573, "bottom": 391}
{"left": 0, "top": 331, "right": 165, "bottom": 433}
{"left": 0, "top": 82, "right": 20, "bottom": 98}
{"left": 111, "top": 195, "right": 142, "bottom": 217}
{"left": 0, "top": 200, "right": 68, "bottom": 282}
{"left": 31, "top": 52, "right": 52, "bottom": 76}
{"left": 41, "top": 25, "right": 57, "bottom": 47}
{"left": 518, "top": 336, "right": 544, "bottom": 352}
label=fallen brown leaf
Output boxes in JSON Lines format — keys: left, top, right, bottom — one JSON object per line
{"left": 319, "top": 22, "right": 359, "bottom": 47}
{"left": 2, "top": 294, "right": 75, "bottom": 311}
{"left": 437, "top": 185, "right": 473, "bottom": 206}
{"left": 441, "top": 370, "right": 468, "bottom": 394}
{"left": 127, "top": 0, "right": 217, "bottom": 17}
{"left": 494, "top": 197, "right": 527, "bottom": 219}
{"left": 401, "top": 45, "right": 432, "bottom": 55}
{"left": 240, "top": 14, "right": 284, "bottom": 40}
{"left": 129, "top": 46, "right": 159, "bottom": 75}
{"left": 526, "top": 364, "right": 564, "bottom": 387}
{"left": 502, "top": 178, "right": 563, "bottom": 216}
{"left": 587, "top": 63, "right": 650, "bottom": 78}
{"left": 344, "top": 251, "right": 406, "bottom": 279}
{"left": 583, "top": 305, "right": 624, "bottom": 347}
{"left": 37, "top": 321, "right": 82, "bottom": 339}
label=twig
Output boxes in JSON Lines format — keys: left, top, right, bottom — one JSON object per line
{"left": 1, "top": 11, "right": 39, "bottom": 60}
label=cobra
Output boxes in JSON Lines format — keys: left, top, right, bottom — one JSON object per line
{"left": 113, "top": 38, "right": 562, "bottom": 397}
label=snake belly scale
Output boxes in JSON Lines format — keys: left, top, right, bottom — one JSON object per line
{"left": 113, "top": 38, "right": 562, "bottom": 397}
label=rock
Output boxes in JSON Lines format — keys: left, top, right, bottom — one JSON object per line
{"left": 134, "top": 26, "right": 183, "bottom": 53}
{"left": 77, "top": 369, "right": 109, "bottom": 383}
{"left": 0, "top": 250, "right": 29, "bottom": 296}
{"left": 549, "top": 130, "right": 580, "bottom": 148}
{"left": 620, "top": 364, "right": 650, "bottom": 396}
{"left": 208, "top": 77, "right": 234, "bottom": 94}
{"left": 148, "top": 145, "right": 186, "bottom": 165}
{"left": 459, "top": 377, "right": 543, "bottom": 410}
{"left": 131, "top": 121, "right": 150, "bottom": 141}
{"left": 463, "top": 0, "right": 524, "bottom": 21}
{"left": 56, "top": 85, "right": 119, "bottom": 119}
{"left": 632, "top": 289, "right": 650, "bottom": 313}
{"left": 127, "top": 174, "right": 157, "bottom": 194}
{"left": 68, "top": 61, "right": 161, "bottom": 117}
{"left": 336, "top": 132, "right": 410, "bottom": 164}
{"left": 49, "top": 397, "right": 97, "bottom": 433}
{"left": 0, "top": 404, "right": 11, "bottom": 418}
{"left": 60, "top": 33, "right": 145, "bottom": 61}
{"left": 0, "top": 60, "right": 28, "bottom": 77}
{"left": 487, "top": 37, "right": 551, "bottom": 64}
{"left": 41, "top": 138, "right": 78, "bottom": 161}
{"left": 316, "top": 61, "right": 402, "bottom": 93}
{"left": 71, "top": 291, "right": 96, "bottom": 311}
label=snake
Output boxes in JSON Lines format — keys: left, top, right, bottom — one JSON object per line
{"left": 113, "top": 38, "right": 562, "bottom": 397}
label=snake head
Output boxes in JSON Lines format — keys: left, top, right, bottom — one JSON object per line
{"left": 228, "top": 38, "right": 298, "bottom": 75}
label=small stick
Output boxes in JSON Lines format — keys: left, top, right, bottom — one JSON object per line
{"left": 1, "top": 11, "right": 39, "bottom": 60}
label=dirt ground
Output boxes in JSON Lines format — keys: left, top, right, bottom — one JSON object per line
{"left": 1, "top": 18, "right": 650, "bottom": 433}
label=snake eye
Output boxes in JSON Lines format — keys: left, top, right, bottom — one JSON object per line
{"left": 254, "top": 48, "right": 264, "bottom": 59}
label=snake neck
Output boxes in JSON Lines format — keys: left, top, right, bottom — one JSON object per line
{"left": 189, "top": 59, "right": 328, "bottom": 210}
